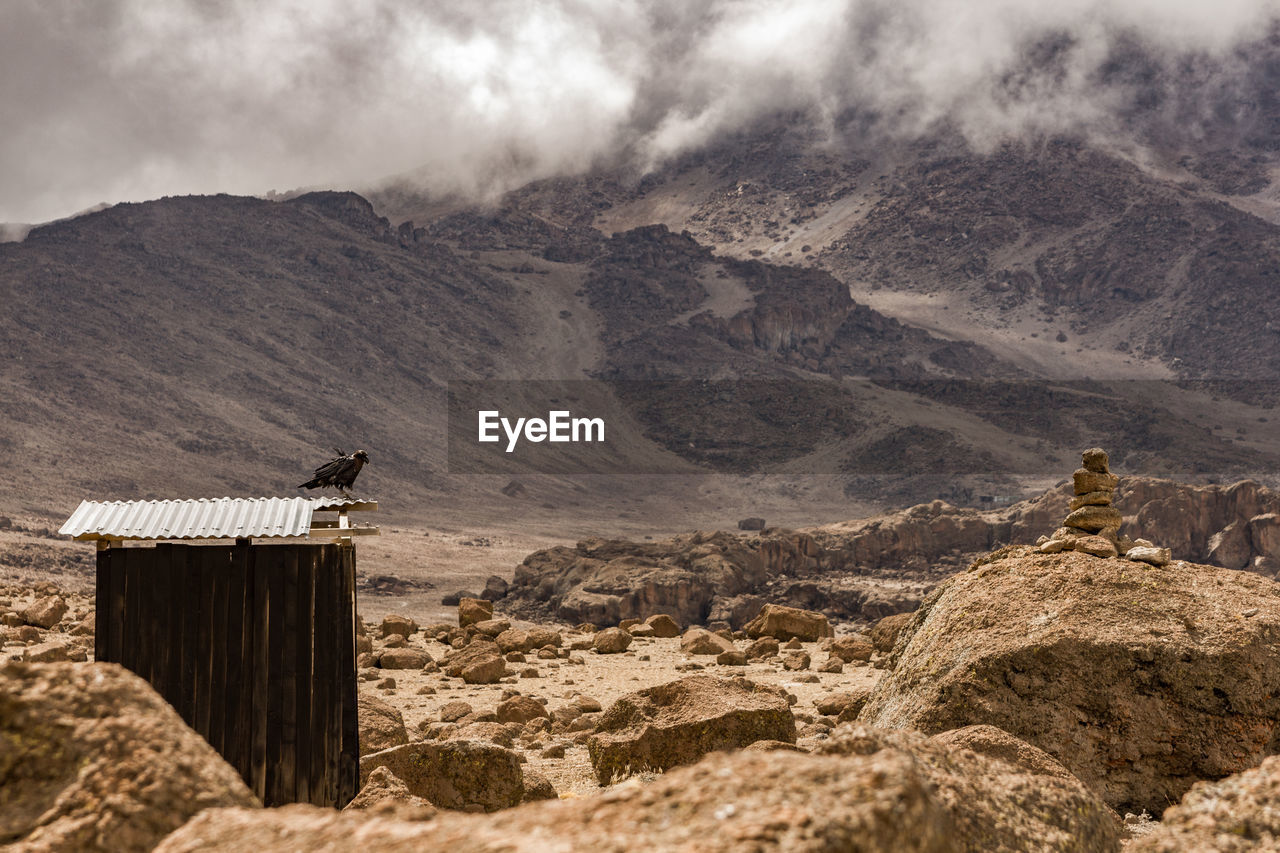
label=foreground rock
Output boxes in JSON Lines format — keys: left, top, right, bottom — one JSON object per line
{"left": 359, "top": 740, "right": 525, "bottom": 812}
{"left": 158, "top": 723, "right": 1118, "bottom": 852}
{"left": 859, "top": 546, "right": 1280, "bottom": 813}
{"left": 1130, "top": 755, "right": 1280, "bottom": 852}
{"left": 1, "top": 662, "right": 258, "bottom": 852}
{"left": 587, "top": 675, "right": 795, "bottom": 783}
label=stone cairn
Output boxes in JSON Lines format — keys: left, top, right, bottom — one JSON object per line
{"left": 1037, "top": 448, "right": 1171, "bottom": 567}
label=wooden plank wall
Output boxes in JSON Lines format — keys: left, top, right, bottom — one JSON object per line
{"left": 95, "top": 542, "right": 359, "bottom": 808}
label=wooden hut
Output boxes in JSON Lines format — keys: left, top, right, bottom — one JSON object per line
{"left": 59, "top": 496, "right": 378, "bottom": 808}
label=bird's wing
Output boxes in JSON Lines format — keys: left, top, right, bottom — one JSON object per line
{"left": 312, "top": 455, "right": 352, "bottom": 480}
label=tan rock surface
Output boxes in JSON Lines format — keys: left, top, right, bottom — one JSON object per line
{"left": 859, "top": 546, "right": 1280, "bottom": 813}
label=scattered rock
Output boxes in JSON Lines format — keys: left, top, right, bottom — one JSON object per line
{"left": 496, "top": 696, "right": 549, "bottom": 725}
{"left": 377, "top": 648, "right": 431, "bottom": 670}
{"left": 746, "top": 636, "right": 780, "bottom": 659}
{"left": 21, "top": 594, "right": 67, "bottom": 629}
{"left": 829, "top": 635, "right": 874, "bottom": 663}
{"left": 814, "top": 688, "right": 872, "bottom": 719}
{"left": 380, "top": 614, "right": 419, "bottom": 638}
{"left": 679, "top": 627, "right": 735, "bottom": 656}
{"left": 520, "top": 769, "right": 557, "bottom": 802}
{"left": 358, "top": 694, "right": 409, "bottom": 754}
{"left": 716, "top": 649, "right": 748, "bottom": 666}
{"left": 481, "top": 575, "right": 509, "bottom": 601}
{"left": 22, "top": 640, "right": 70, "bottom": 663}
{"left": 781, "top": 651, "right": 811, "bottom": 671}
{"left": 1128, "top": 754, "right": 1280, "bottom": 852}
{"left": 744, "top": 603, "right": 833, "bottom": 641}
{"left": 587, "top": 675, "right": 795, "bottom": 783}
{"left": 472, "top": 618, "right": 512, "bottom": 638}
{"left": 358, "top": 739, "right": 525, "bottom": 812}
{"left": 439, "top": 701, "right": 473, "bottom": 723}
{"left": 592, "top": 627, "right": 633, "bottom": 654}
{"left": 458, "top": 598, "right": 494, "bottom": 627}
{"left": 643, "top": 613, "right": 681, "bottom": 638}
{"left": 462, "top": 656, "right": 507, "bottom": 685}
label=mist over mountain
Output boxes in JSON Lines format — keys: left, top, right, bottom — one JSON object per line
{"left": 5, "top": 0, "right": 1280, "bottom": 224}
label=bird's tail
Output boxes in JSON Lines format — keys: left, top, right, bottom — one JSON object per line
{"left": 299, "top": 479, "right": 321, "bottom": 490}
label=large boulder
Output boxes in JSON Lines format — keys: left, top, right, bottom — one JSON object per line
{"left": 158, "top": 723, "right": 1118, "bottom": 853}
{"left": 1129, "top": 754, "right": 1280, "bottom": 852}
{"left": 744, "top": 603, "right": 834, "bottom": 641}
{"left": 358, "top": 739, "right": 525, "bottom": 812}
{"left": 1, "top": 662, "right": 258, "bottom": 852}
{"left": 859, "top": 546, "right": 1280, "bottom": 814}
{"left": 587, "top": 675, "right": 795, "bottom": 783}
{"left": 679, "top": 627, "right": 734, "bottom": 656}
{"left": 358, "top": 694, "right": 409, "bottom": 754}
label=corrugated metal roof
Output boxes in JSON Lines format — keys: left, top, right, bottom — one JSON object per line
{"left": 58, "top": 497, "right": 352, "bottom": 541}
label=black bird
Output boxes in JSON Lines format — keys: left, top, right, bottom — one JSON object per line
{"left": 299, "top": 448, "right": 369, "bottom": 497}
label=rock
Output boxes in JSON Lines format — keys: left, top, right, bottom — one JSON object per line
{"left": 462, "top": 656, "right": 507, "bottom": 685}
{"left": 1081, "top": 447, "right": 1110, "bottom": 473}
{"left": 344, "top": 766, "right": 436, "bottom": 819}
{"left": 440, "top": 591, "right": 476, "bottom": 607}
{"left": 453, "top": 722, "right": 517, "bottom": 749}
{"left": 1062, "top": 504, "right": 1123, "bottom": 533}
{"left": 378, "top": 648, "right": 431, "bottom": 670}
{"left": 865, "top": 607, "right": 916, "bottom": 648}
{"left": 737, "top": 517, "right": 766, "bottom": 531}
{"left": 643, "top": 613, "right": 681, "bottom": 637}
{"left": 439, "top": 701, "right": 473, "bottom": 723}
{"left": 829, "top": 635, "right": 874, "bottom": 663}
{"left": 358, "top": 694, "right": 409, "bottom": 754}
{"left": 380, "top": 614, "right": 419, "bottom": 637}
{"left": 1070, "top": 533, "right": 1120, "bottom": 558}
{"left": 716, "top": 649, "right": 747, "bottom": 666}
{"left": 1, "top": 662, "right": 258, "bottom": 851}
{"left": 472, "top": 618, "right": 512, "bottom": 638}
{"left": 1073, "top": 469, "right": 1120, "bottom": 495}
{"left": 71, "top": 612, "right": 95, "bottom": 636}
{"left": 783, "top": 637, "right": 803, "bottom": 650}
{"left": 22, "top": 640, "right": 70, "bottom": 663}
{"left": 818, "top": 657, "right": 844, "bottom": 673}
{"left": 859, "top": 546, "right": 1280, "bottom": 814}
{"left": 743, "top": 603, "right": 833, "bottom": 641}
{"left": 1128, "top": 754, "right": 1280, "bottom": 852}
{"left": 781, "top": 651, "right": 811, "bottom": 671}
{"left": 1126, "top": 546, "right": 1171, "bottom": 567}
{"left": 525, "top": 627, "right": 562, "bottom": 648}
{"left": 358, "top": 739, "right": 525, "bottom": 812}
{"left": 381, "top": 633, "right": 407, "bottom": 648}
{"left": 1206, "top": 521, "right": 1252, "bottom": 570}
{"left": 495, "top": 628, "right": 530, "bottom": 653}
{"left": 746, "top": 636, "right": 780, "bottom": 658}
{"left": 520, "top": 769, "right": 557, "bottom": 802}
{"left": 161, "top": 723, "right": 1118, "bottom": 853}
{"left": 481, "top": 575, "right": 509, "bottom": 601}
{"left": 814, "top": 688, "right": 872, "bottom": 719}
{"left": 592, "top": 627, "right": 633, "bottom": 654}
{"left": 458, "top": 598, "right": 494, "bottom": 627}
{"left": 442, "top": 639, "right": 502, "bottom": 677}
{"left": 679, "top": 627, "right": 735, "bottom": 656}
{"left": 496, "top": 696, "right": 549, "bottom": 725}
{"left": 587, "top": 675, "right": 796, "bottom": 783}
{"left": 21, "top": 594, "right": 67, "bottom": 629}
{"left": 1069, "top": 490, "right": 1115, "bottom": 510}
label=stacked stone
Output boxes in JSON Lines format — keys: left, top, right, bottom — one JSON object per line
{"left": 1037, "top": 448, "right": 1171, "bottom": 566}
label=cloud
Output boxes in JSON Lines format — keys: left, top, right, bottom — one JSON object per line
{"left": 3, "top": 0, "right": 1278, "bottom": 224}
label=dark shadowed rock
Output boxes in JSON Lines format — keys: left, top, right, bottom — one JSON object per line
{"left": 587, "top": 675, "right": 795, "bottom": 783}
{"left": 737, "top": 517, "right": 766, "bottom": 531}
{"left": 1129, "top": 755, "right": 1280, "bottom": 852}
{"left": 481, "top": 575, "right": 509, "bottom": 601}
{"left": 1, "top": 662, "right": 258, "bottom": 852}
{"left": 859, "top": 546, "right": 1280, "bottom": 814}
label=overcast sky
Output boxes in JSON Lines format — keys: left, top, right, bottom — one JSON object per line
{"left": 3, "top": 0, "right": 1278, "bottom": 224}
